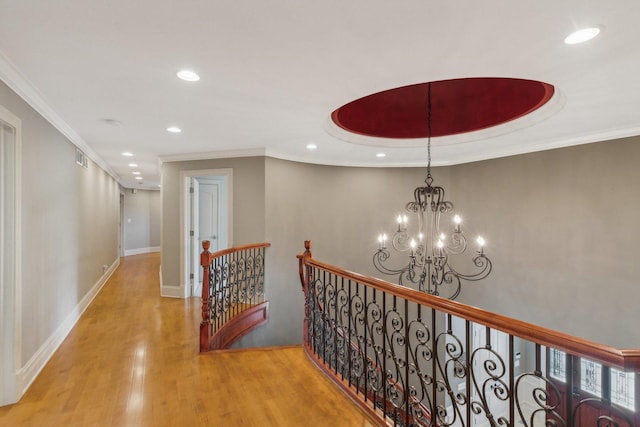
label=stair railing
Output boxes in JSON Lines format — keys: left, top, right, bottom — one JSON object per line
{"left": 200, "top": 241, "right": 270, "bottom": 351}
{"left": 298, "top": 240, "right": 640, "bottom": 427}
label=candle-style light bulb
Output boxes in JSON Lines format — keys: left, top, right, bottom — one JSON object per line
{"left": 418, "top": 233, "right": 424, "bottom": 242}
{"left": 437, "top": 240, "right": 444, "bottom": 249}
{"left": 477, "top": 236, "right": 486, "bottom": 247}
{"left": 439, "top": 233, "right": 446, "bottom": 241}
{"left": 453, "top": 214, "right": 462, "bottom": 233}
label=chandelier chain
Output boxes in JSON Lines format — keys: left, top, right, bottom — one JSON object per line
{"left": 426, "top": 82, "right": 433, "bottom": 185}
{"left": 373, "top": 80, "right": 492, "bottom": 300}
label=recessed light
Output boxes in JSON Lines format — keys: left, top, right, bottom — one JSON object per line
{"left": 306, "top": 143, "right": 318, "bottom": 150}
{"left": 128, "top": 163, "right": 138, "bottom": 167}
{"left": 177, "top": 70, "right": 200, "bottom": 82}
{"left": 565, "top": 27, "right": 601, "bottom": 44}
{"left": 101, "top": 118, "right": 121, "bottom": 126}
{"left": 376, "top": 152, "right": 386, "bottom": 158}
{"left": 132, "top": 171, "right": 141, "bottom": 175}
{"left": 122, "top": 152, "right": 133, "bottom": 157}
{"left": 135, "top": 176, "right": 143, "bottom": 180}
{"left": 167, "top": 126, "right": 182, "bottom": 133}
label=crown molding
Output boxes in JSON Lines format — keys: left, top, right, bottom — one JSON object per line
{"left": 157, "top": 148, "right": 267, "bottom": 165}
{"left": 0, "top": 50, "right": 120, "bottom": 182}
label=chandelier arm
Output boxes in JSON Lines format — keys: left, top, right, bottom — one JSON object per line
{"left": 391, "top": 231, "right": 411, "bottom": 252}
{"left": 446, "top": 232, "right": 467, "bottom": 255}
{"left": 373, "top": 250, "right": 410, "bottom": 276}
{"left": 444, "top": 255, "right": 493, "bottom": 282}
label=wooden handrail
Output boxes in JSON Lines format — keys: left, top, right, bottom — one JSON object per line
{"left": 202, "top": 242, "right": 271, "bottom": 264}
{"left": 298, "top": 241, "right": 640, "bottom": 371}
{"left": 200, "top": 241, "right": 271, "bottom": 352}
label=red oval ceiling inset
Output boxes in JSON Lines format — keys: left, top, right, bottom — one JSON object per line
{"left": 331, "top": 77, "right": 555, "bottom": 139}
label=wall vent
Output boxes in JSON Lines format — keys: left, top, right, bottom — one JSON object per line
{"left": 75, "top": 148, "right": 88, "bottom": 168}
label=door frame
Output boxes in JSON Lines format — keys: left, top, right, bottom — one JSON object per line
{"left": 192, "top": 177, "right": 225, "bottom": 297}
{"left": 0, "top": 104, "right": 22, "bottom": 406}
{"left": 180, "top": 168, "right": 232, "bottom": 298}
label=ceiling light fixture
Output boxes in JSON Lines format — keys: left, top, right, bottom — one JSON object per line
{"left": 122, "top": 152, "right": 133, "bottom": 157}
{"left": 167, "top": 126, "right": 182, "bottom": 133}
{"left": 177, "top": 70, "right": 200, "bottom": 82}
{"left": 565, "top": 27, "right": 601, "bottom": 44}
{"left": 132, "top": 171, "right": 141, "bottom": 175}
{"left": 135, "top": 176, "right": 143, "bottom": 180}
{"left": 128, "top": 163, "right": 138, "bottom": 168}
{"left": 373, "top": 82, "right": 492, "bottom": 300}
{"left": 306, "top": 143, "right": 318, "bottom": 150}
{"left": 376, "top": 152, "right": 386, "bottom": 158}
{"left": 101, "top": 118, "right": 122, "bottom": 126}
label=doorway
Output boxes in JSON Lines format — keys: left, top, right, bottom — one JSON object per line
{"left": 0, "top": 105, "right": 21, "bottom": 406}
{"left": 119, "top": 193, "right": 125, "bottom": 257}
{"left": 181, "top": 169, "right": 232, "bottom": 298}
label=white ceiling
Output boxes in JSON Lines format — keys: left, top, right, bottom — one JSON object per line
{"left": 1, "top": 1, "right": 639, "bottom": 189}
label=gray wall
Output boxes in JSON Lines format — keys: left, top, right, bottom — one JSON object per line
{"left": 123, "top": 189, "right": 160, "bottom": 252}
{"left": 236, "top": 158, "right": 443, "bottom": 347}
{"left": 239, "top": 141, "right": 639, "bottom": 350}
{"left": 160, "top": 157, "right": 266, "bottom": 288}
{"left": 450, "top": 137, "right": 640, "bottom": 348}
{"left": 0, "top": 80, "right": 120, "bottom": 368}
{"left": 160, "top": 140, "right": 640, "bottom": 350}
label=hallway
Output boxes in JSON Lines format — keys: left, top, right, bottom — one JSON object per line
{"left": 0, "top": 253, "right": 376, "bottom": 426}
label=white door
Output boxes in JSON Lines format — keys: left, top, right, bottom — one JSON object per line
{"left": 472, "top": 325, "right": 509, "bottom": 427}
{"left": 182, "top": 169, "right": 230, "bottom": 299}
{"left": 193, "top": 180, "right": 219, "bottom": 296}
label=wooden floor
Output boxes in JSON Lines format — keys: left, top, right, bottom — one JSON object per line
{"left": 0, "top": 253, "right": 377, "bottom": 427}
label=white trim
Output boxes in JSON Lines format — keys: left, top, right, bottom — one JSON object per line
{"left": 158, "top": 148, "right": 265, "bottom": 165}
{"left": 324, "top": 89, "right": 567, "bottom": 149}
{"left": 179, "top": 169, "right": 233, "bottom": 299}
{"left": 0, "top": 51, "right": 119, "bottom": 183}
{"left": 16, "top": 257, "right": 119, "bottom": 397}
{"left": 124, "top": 246, "right": 160, "bottom": 256}
{"left": 0, "top": 104, "right": 21, "bottom": 406}
{"left": 160, "top": 285, "right": 184, "bottom": 298}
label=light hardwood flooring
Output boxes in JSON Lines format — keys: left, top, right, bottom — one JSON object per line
{"left": 0, "top": 253, "right": 377, "bottom": 426}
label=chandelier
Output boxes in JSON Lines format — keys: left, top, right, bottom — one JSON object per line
{"left": 373, "top": 83, "right": 492, "bottom": 300}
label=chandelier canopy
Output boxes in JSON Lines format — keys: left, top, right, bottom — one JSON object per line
{"left": 373, "top": 83, "right": 492, "bottom": 300}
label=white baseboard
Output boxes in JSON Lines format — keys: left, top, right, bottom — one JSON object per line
{"left": 161, "top": 285, "right": 185, "bottom": 298}
{"left": 124, "top": 246, "right": 160, "bottom": 256}
{"left": 16, "top": 257, "right": 120, "bottom": 396}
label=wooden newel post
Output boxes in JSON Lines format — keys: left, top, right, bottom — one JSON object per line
{"left": 200, "top": 240, "right": 212, "bottom": 352}
{"left": 297, "top": 240, "right": 312, "bottom": 290}
{"left": 297, "top": 240, "right": 313, "bottom": 345}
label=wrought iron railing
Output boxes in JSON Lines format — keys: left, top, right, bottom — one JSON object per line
{"left": 297, "top": 241, "right": 640, "bottom": 427}
{"left": 200, "top": 241, "right": 270, "bottom": 351}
